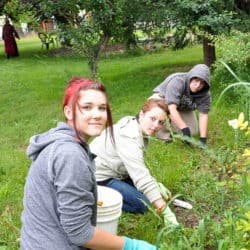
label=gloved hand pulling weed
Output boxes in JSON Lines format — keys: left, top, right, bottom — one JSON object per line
{"left": 181, "top": 127, "right": 192, "bottom": 146}
{"left": 161, "top": 206, "right": 179, "bottom": 227}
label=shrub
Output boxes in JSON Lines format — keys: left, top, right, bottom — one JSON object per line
{"left": 211, "top": 32, "right": 250, "bottom": 99}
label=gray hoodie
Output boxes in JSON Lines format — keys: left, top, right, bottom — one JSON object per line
{"left": 153, "top": 64, "right": 211, "bottom": 113}
{"left": 20, "top": 122, "right": 97, "bottom": 250}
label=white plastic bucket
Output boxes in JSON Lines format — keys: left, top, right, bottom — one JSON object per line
{"left": 97, "top": 185, "right": 123, "bottom": 234}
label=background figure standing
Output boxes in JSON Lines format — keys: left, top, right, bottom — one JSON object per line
{"left": 2, "top": 19, "right": 20, "bottom": 58}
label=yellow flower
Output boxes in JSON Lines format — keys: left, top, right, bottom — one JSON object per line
{"left": 238, "top": 112, "right": 248, "bottom": 130}
{"left": 246, "top": 127, "right": 250, "bottom": 136}
{"left": 246, "top": 211, "right": 250, "bottom": 218}
{"left": 243, "top": 149, "right": 250, "bottom": 157}
{"left": 236, "top": 210, "right": 250, "bottom": 232}
{"left": 228, "top": 119, "right": 239, "bottom": 129}
{"left": 228, "top": 113, "right": 249, "bottom": 130}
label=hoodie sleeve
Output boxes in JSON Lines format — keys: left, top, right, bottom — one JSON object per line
{"left": 51, "top": 141, "right": 95, "bottom": 246}
{"left": 164, "top": 76, "right": 186, "bottom": 106}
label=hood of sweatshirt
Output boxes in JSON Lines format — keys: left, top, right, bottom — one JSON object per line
{"left": 27, "top": 122, "right": 78, "bottom": 161}
{"left": 186, "top": 64, "right": 210, "bottom": 92}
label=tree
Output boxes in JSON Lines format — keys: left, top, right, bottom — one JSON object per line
{"left": 20, "top": 0, "right": 85, "bottom": 30}
{"left": 234, "top": 0, "right": 250, "bottom": 32}
{"left": 2, "top": 0, "right": 36, "bottom": 24}
{"left": 115, "top": 0, "right": 169, "bottom": 49}
{"left": 18, "top": 0, "right": 167, "bottom": 77}
{"left": 18, "top": 0, "right": 124, "bottom": 78}
{"left": 62, "top": 0, "right": 126, "bottom": 78}
{"left": 0, "top": 0, "right": 10, "bottom": 15}
{"left": 163, "top": 0, "right": 250, "bottom": 67}
{"left": 72, "top": 0, "right": 169, "bottom": 76}
{"left": 163, "top": 0, "right": 237, "bottom": 67}
{"left": 7, "top": 0, "right": 249, "bottom": 74}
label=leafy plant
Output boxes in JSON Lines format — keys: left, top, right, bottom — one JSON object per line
{"left": 212, "top": 31, "right": 250, "bottom": 96}
{"left": 215, "top": 61, "right": 250, "bottom": 118}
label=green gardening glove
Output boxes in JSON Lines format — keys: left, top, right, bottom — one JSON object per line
{"left": 162, "top": 206, "right": 179, "bottom": 227}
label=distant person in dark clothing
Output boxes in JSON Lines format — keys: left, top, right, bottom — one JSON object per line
{"left": 2, "top": 19, "right": 20, "bottom": 58}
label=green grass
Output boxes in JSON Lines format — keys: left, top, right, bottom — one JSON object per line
{"left": 0, "top": 37, "right": 249, "bottom": 249}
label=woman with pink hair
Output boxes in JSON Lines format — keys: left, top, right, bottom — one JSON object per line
{"left": 20, "top": 77, "right": 156, "bottom": 250}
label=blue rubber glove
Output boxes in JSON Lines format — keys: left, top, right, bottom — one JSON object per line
{"left": 123, "top": 236, "right": 157, "bottom": 250}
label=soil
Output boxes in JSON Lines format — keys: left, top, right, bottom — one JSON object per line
{"left": 174, "top": 206, "right": 200, "bottom": 228}
{"left": 47, "top": 43, "right": 156, "bottom": 57}
{"left": 48, "top": 47, "right": 75, "bottom": 56}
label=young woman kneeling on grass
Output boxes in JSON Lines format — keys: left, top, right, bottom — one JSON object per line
{"left": 90, "top": 99, "right": 173, "bottom": 215}
{"left": 20, "top": 77, "right": 156, "bottom": 250}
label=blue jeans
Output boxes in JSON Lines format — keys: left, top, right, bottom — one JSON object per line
{"left": 99, "top": 178, "right": 149, "bottom": 213}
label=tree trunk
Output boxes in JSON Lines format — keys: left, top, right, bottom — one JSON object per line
{"left": 91, "top": 35, "right": 109, "bottom": 79}
{"left": 91, "top": 61, "right": 98, "bottom": 80}
{"left": 203, "top": 37, "right": 216, "bottom": 67}
{"left": 124, "top": 24, "right": 137, "bottom": 50}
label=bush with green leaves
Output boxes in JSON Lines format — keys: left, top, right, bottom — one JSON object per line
{"left": 212, "top": 31, "right": 250, "bottom": 95}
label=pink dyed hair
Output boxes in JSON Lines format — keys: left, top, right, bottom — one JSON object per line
{"left": 63, "top": 77, "right": 114, "bottom": 143}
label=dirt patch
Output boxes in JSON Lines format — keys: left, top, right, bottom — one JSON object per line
{"left": 174, "top": 206, "right": 200, "bottom": 228}
{"left": 47, "top": 44, "right": 126, "bottom": 57}
{"left": 48, "top": 47, "right": 75, "bottom": 56}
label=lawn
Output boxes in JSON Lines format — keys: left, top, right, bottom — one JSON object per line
{"left": 0, "top": 37, "right": 249, "bottom": 249}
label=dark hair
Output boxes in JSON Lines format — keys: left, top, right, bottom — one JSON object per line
{"left": 190, "top": 77, "right": 209, "bottom": 91}
{"left": 63, "top": 77, "right": 114, "bottom": 144}
{"left": 141, "top": 98, "right": 169, "bottom": 115}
